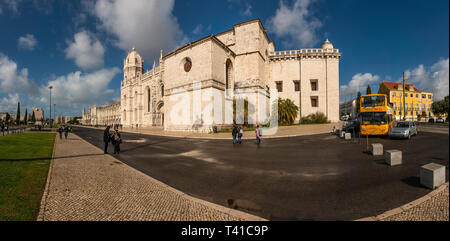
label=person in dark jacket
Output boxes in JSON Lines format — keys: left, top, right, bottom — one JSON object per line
{"left": 112, "top": 129, "right": 122, "bottom": 154}
{"left": 232, "top": 125, "right": 238, "bottom": 144}
{"left": 237, "top": 125, "right": 243, "bottom": 144}
{"left": 64, "top": 126, "right": 69, "bottom": 140}
{"left": 103, "top": 126, "right": 111, "bottom": 154}
{"left": 58, "top": 126, "right": 63, "bottom": 139}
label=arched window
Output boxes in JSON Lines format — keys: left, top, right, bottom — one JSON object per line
{"left": 147, "top": 88, "right": 151, "bottom": 112}
{"left": 161, "top": 85, "right": 164, "bottom": 97}
{"left": 225, "top": 59, "right": 233, "bottom": 92}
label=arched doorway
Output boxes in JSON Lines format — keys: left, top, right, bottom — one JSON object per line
{"left": 157, "top": 102, "right": 164, "bottom": 126}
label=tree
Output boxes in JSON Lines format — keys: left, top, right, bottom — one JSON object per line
{"left": 432, "top": 95, "right": 450, "bottom": 116}
{"left": 366, "top": 85, "right": 372, "bottom": 95}
{"left": 24, "top": 108, "right": 28, "bottom": 125}
{"left": 16, "top": 102, "right": 20, "bottom": 125}
{"left": 31, "top": 110, "right": 36, "bottom": 123}
{"left": 277, "top": 98, "right": 299, "bottom": 125}
{"left": 6, "top": 113, "right": 11, "bottom": 124}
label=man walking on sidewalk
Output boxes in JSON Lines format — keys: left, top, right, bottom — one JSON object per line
{"left": 232, "top": 125, "right": 238, "bottom": 144}
{"left": 103, "top": 126, "right": 111, "bottom": 154}
{"left": 255, "top": 125, "right": 262, "bottom": 145}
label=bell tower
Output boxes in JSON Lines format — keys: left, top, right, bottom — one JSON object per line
{"left": 123, "top": 47, "right": 144, "bottom": 83}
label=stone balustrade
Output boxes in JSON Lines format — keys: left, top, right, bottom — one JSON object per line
{"left": 270, "top": 48, "right": 340, "bottom": 57}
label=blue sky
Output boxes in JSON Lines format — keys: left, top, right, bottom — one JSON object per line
{"left": 0, "top": 0, "right": 448, "bottom": 117}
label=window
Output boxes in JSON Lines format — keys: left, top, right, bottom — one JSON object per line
{"left": 422, "top": 94, "right": 426, "bottom": 98}
{"left": 392, "top": 92, "right": 396, "bottom": 97}
{"left": 147, "top": 88, "right": 151, "bottom": 112}
{"left": 405, "top": 103, "right": 408, "bottom": 110}
{"left": 276, "top": 81, "right": 283, "bottom": 92}
{"left": 311, "top": 96, "right": 319, "bottom": 107}
{"left": 310, "top": 79, "right": 318, "bottom": 91}
{"left": 416, "top": 94, "right": 419, "bottom": 98}
{"left": 410, "top": 93, "right": 413, "bottom": 97}
{"left": 294, "top": 81, "right": 300, "bottom": 92}
{"left": 161, "top": 85, "right": 164, "bottom": 97}
{"left": 399, "top": 92, "right": 402, "bottom": 97}
{"left": 428, "top": 95, "right": 432, "bottom": 99}
{"left": 393, "top": 102, "right": 396, "bottom": 110}
{"left": 415, "top": 103, "right": 419, "bottom": 110}
{"left": 184, "top": 59, "right": 192, "bottom": 72}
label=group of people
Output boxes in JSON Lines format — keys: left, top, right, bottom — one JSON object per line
{"left": 1, "top": 124, "right": 9, "bottom": 136}
{"left": 57, "top": 125, "right": 72, "bottom": 140}
{"left": 104, "top": 126, "right": 122, "bottom": 155}
{"left": 231, "top": 125, "right": 263, "bottom": 145}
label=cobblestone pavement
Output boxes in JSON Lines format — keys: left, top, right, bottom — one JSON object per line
{"left": 81, "top": 123, "right": 341, "bottom": 140}
{"left": 37, "top": 133, "right": 265, "bottom": 221}
{"left": 380, "top": 184, "right": 449, "bottom": 221}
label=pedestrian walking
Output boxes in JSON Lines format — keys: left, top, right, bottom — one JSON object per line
{"left": 232, "top": 125, "right": 238, "bottom": 144}
{"left": 58, "top": 126, "right": 63, "bottom": 139}
{"left": 112, "top": 129, "right": 122, "bottom": 154}
{"left": 237, "top": 125, "right": 243, "bottom": 144}
{"left": 64, "top": 126, "right": 69, "bottom": 140}
{"left": 103, "top": 126, "right": 111, "bottom": 154}
{"left": 255, "top": 125, "right": 262, "bottom": 145}
{"left": 1, "top": 124, "right": 4, "bottom": 136}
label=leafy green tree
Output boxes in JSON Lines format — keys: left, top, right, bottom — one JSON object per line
{"left": 24, "top": 108, "right": 28, "bottom": 125}
{"left": 366, "top": 85, "right": 372, "bottom": 95}
{"left": 16, "top": 102, "right": 20, "bottom": 125}
{"left": 31, "top": 110, "right": 36, "bottom": 123}
{"left": 277, "top": 98, "right": 299, "bottom": 125}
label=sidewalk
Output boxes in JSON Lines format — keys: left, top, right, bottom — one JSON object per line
{"left": 37, "top": 133, "right": 265, "bottom": 221}
{"left": 80, "top": 123, "right": 341, "bottom": 139}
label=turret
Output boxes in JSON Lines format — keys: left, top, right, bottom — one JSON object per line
{"left": 123, "top": 47, "right": 144, "bottom": 83}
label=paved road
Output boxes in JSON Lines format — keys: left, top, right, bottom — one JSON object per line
{"left": 74, "top": 127, "right": 449, "bottom": 220}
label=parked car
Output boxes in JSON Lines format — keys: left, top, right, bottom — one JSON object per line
{"left": 389, "top": 121, "right": 417, "bottom": 139}
{"left": 436, "top": 117, "right": 444, "bottom": 123}
{"left": 342, "top": 120, "right": 360, "bottom": 135}
{"left": 428, "top": 118, "right": 435, "bottom": 123}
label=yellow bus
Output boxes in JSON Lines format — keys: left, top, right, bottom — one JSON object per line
{"left": 360, "top": 94, "right": 394, "bottom": 136}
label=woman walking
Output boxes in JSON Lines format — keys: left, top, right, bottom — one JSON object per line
{"left": 237, "top": 125, "right": 243, "bottom": 144}
{"left": 112, "top": 129, "right": 122, "bottom": 155}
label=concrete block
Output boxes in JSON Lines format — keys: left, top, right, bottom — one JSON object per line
{"left": 420, "top": 163, "right": 446, "bottom": 189}
{"left": 385, "top": 150, "right": 402, "bottom": 166}
{"left": 370, "top": 143, "right": 383, "bottom": 156}
{"left": 345, "top": 132, "right": 351, "bottom": 140}
{"left": 340, "top": 131, "right": 346, "bottom": 138}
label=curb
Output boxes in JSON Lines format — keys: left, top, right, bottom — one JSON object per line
{"left": 36, "top": 133, "right": 57, "bottom": 221}
{"left": 356, "top": 182, "right": 449, "bottom": 221}
{"left": 76, "top": 133, "right": 266, "bottom": 221}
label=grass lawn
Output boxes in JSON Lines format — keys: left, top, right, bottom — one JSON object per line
{"left": 0, "top": 133, "right": 55, "bottom": 221}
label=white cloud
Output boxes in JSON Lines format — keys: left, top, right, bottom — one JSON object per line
{"left": 242, "top": 3, "right": 252, "bottom": 17}
{"left": 266, "top": 0, "right": 322, "bottom": 48}
{"left": 88, "top": 0, "right": 184, "bottom": 61}
{"left": 340, "top": 73, "right": 381, "bottom": 98}
{"left": 0, "top": 53, "right": 37, "bottom": 95}
{"left": 65, "top": 31, "right": 105, "bottom": 71}
{"left": 18, "top": 34, "right": 38, "bottom": 50}
{"left": 0, "top": 93, "right": 20, "bottom": 112}
{"left": 192, "top": 24, "right": 212, "bottom": 36}
{"left": 33, "top": 68, "right": 120, "bottom": 110}
{"left": 403, "top": 58, "right": 449, "bottom": 100}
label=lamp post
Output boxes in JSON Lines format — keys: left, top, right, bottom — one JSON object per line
{"left": 49, "top": 86, "right": 53, "bottom": 127}
{"left": 54, "top": 104, "right": 56, "bottom": 125}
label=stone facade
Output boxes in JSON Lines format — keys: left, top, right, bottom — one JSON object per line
{"left": 82, "top": 19, "right": 342, "bottom": 132}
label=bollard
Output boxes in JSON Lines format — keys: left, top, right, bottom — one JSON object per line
{"left": 420, "top": 163, "right": 445, "bottom": 189}
{"left": 370, "top": 143, "right": 383, "bottom": 156}
{"left": 385, "top": 150, "right": 402, "bottom": 166}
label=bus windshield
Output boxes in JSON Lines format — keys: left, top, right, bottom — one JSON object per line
{"left": 361, "top": 96, "right": 386, "bottom": 108}
{"left": 361, "top": 112, "right": 387, "bottom": 125}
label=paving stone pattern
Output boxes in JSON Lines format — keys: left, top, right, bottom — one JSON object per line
{"left": 381, "top": 185, "right": 449, "bottom": 221}
{"left": 37, "top": 133, "right": 263, "bottom": 221}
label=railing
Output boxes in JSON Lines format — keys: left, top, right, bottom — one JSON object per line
{"left": 270, "top": 48, "right": 340, "bottom": 57}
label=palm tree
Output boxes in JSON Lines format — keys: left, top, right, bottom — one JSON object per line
{"left": 277, "top": 98, "right": 299, "bottom": 125}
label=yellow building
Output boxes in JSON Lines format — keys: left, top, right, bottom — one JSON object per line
{"left": 378, "top": 82, "right": 433, "bottom": 121}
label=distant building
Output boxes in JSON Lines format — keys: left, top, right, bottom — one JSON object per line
{"left": 55, "top": 116, "right": 75, "bottom": 124}
{"left": 378, "top": 82, "right": 434, "bottom": 121}
{"left": 339, "top": 97, "right": 358, "bottom": 118}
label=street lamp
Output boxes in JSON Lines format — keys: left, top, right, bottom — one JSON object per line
{"left": 54, "top": 104, "right": 56, "bottom": 125}
{"left": 49, "top": 86, "right": 53, "bottom": 127}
